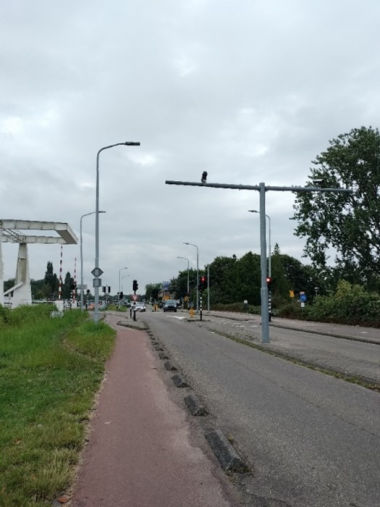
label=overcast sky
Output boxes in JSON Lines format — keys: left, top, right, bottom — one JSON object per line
{"left": 1, "top": 0, "right": 379, "bottom": 295}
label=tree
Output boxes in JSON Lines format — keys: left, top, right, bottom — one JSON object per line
{"left": 293, "top": 127, "right": 380, "bottom": 290}
{"left": 145, "top": 283, "right": 161, "bottom": 301}
{"left": 63, "top": 272, "right": 75, "bottom": 300}
{"left": 43, "top": 261, "right": 59, "bottom": 299}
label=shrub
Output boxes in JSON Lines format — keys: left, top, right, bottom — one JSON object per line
{"left": 277, "top": 280, "right": 380, "bottom": 327}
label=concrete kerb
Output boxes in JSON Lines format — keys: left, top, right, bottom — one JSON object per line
{"left": 205, "top": 429, "right": 250, "bottom": 474}
{"left": 171, "top": 374, "right": 189, "bottom": 388}
{"left": 116, "top": 319, "right": 148, "bottom": 331}
{"left": 164, "top": 361, "right": 177, "bottom": 371}
{"left": 146, "top": 323, "right": 251, "bottom": 477}
{"left": 184, "top": 394, "right": 208, "bottom": 416}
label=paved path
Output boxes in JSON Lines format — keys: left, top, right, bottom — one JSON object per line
{"left": 70, "top": 314, "right": 234, "bottom": 507}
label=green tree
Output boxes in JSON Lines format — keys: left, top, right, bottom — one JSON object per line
{"left": 43, "top": 261, "right": 59, "bottom": 299}
{"left": 208, "top": 256, "right": 238, "bottom": 304}
{"left": 293, "top": 126, "right": 380, "bottom": 290}
{"left": 271, "top": 245, "right": 323, "bottom": 304}
{"left": 234, "top": 252, "right": 261, "bottom": 305}
{"left": 63, "top": 272, "right": 74, "bottom": 300}
{"left": 145, "top": 283, "right": 161, "bottom": 302}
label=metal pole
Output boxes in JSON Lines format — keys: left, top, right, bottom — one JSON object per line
{"left": 80, "top": 211, "right": 105, "bottom": 311}
{"left": 249, "top": 209, "right": 271, "bottom": 278}
{"left": 267, "top": 214, "right": 272, "bottom": 278}
{"left": 196, "top": 246, "right": 199, "bottom": 312}
{"left": 207, "top": 264, "right": 210, "bottom": 311}
{"left": 94, "top": 149, "right": 100, "bottom": 323}
{"left": 94, "top": 141, "right": 140, "bottom": 323}
{"left": 187, "top": 259, "right": 190, "bottom": 295}
{"left": 184, "top": 242, "right": 199, "bottom": 312}
{"left": 259, "top": 183, "right": 269, "bottom": 343}
{"left": 80, "top": 215, "right": 84, "bottom": 311}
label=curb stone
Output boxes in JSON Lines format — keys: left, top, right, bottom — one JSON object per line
{"left": 171, "top": 374, "right": 189, "bottom": 388}
{"left": 205, "top": 429, "right": 249, "bottom": 473}
{"left": 164, "top": 361, "right": 177, "bottom": 371}
{"left": 184, "top": 394, "right": 208, "bottom": 416}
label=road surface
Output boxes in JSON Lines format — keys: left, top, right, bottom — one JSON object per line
{"left": 141, "top": 310, "right": 380, "bottom": 507}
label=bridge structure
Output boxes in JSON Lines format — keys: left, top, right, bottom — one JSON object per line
{"left": 0, "top": 219, "right": 78, "bottom": 308}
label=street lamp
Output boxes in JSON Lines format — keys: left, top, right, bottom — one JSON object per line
{"left": 94, "top": 141, "right": 140, "bottom": 323}
{"left": 249, "top": 210, "right": 271, "bottom": 277}
{"left": 80, "top": 210, "right": 106, "bottom": 310}
{"left": 184, "top": 242, "right": 199, "bottom": 311}
{"left": 177, "top": 256, "right": 190, "bottom": 296}
{"left": 119, "top": 266, "right": 128, "bottom": 293}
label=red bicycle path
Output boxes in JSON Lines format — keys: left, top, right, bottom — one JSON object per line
{"left": 69, "top": 314, "right": 235, "bottom": 506}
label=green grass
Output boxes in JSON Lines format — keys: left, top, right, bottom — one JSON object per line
{"left": 0, "top": 305, "right": 115, "bottom": 506}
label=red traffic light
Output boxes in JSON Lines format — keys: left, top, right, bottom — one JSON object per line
{"left": 199, "top": 276, "right": 207, "bottom": 291}
{"left": 266, "top": 277, "right": 272, "bottom": 284}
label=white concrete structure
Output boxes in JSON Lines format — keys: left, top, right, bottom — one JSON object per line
{"left": 0, "top": 220, "right": 77, "bottom": 308}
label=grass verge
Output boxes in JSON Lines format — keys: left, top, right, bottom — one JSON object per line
{"left": 0, "top": 305, "right": 115, "bottom": 506}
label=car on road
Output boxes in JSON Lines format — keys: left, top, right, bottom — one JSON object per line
{"left": 163, "top": 299, "right": 177, "bottom": 312}
{"left": 135, "top": 302, "right": 146, "bottom": 312}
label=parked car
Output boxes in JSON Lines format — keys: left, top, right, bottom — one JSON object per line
{"left": 163, "top": 299, "right": 177, "bottom": 312}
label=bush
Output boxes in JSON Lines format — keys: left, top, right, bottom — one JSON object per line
{"left": 277, "top": 280, "right": 380, "bottom": 327}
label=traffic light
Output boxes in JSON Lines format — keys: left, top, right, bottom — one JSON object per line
{"left": 199, "top": 276, "right": 207, "bottom": 291}
{"left": 266, "top": 277, "right": 272, "bottom": 290}
{"left": 119, "top": 291, "right": 123, "bottom": 300}
{"left": 108, "top": 286, "right": 111, "bottom": 293}
{"left": 133, "top": 280, "right": 138, "bottom": 292}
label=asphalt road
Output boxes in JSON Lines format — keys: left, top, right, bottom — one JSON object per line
{"left": 142, "top": 311, "right": 380, "bottom": 507}
{"left": 201, "top": 312, "right": 380, "bottom": 385}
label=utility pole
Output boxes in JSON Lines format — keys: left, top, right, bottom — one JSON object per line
{"left": 166, "top": 179, "right": 351, "bottom": 343}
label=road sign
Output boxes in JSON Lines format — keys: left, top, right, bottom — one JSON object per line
{"left": 93, "top": 278, "right": 102, "bottom": 288}
{"left": 91, "top": 267, "right": 103, "bottom": 277}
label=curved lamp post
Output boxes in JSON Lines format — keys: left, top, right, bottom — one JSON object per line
{"left": 80, "top": 210, "right": 106, "bottom": 310}
{"left": 184, "top": 242, "right": 199, "bottom": 311}
{"left": 94, "top": 141, "right": 140, "bottom": 323}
